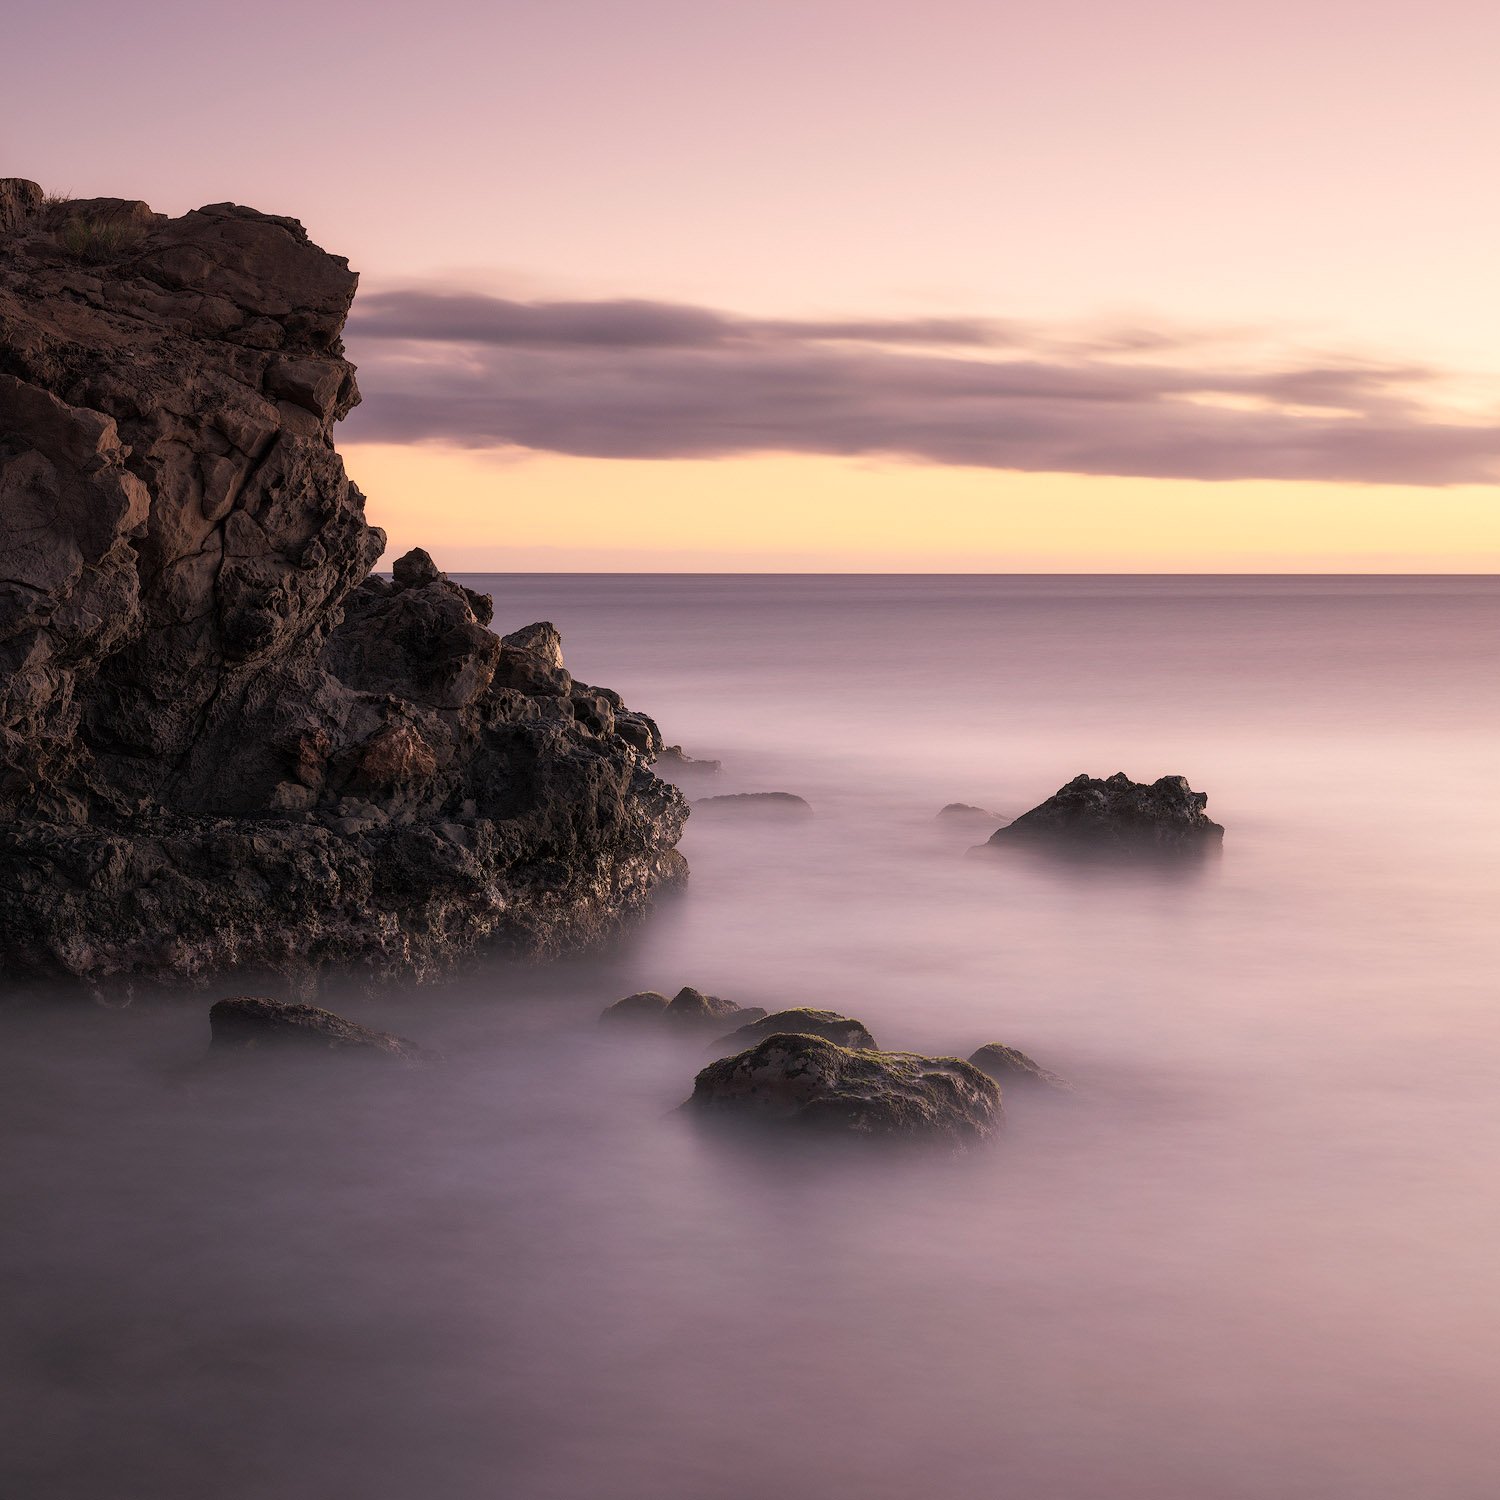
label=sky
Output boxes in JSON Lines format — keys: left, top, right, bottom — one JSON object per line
{"left": 7, "top": 0, "right": 1499, "bottom": 570}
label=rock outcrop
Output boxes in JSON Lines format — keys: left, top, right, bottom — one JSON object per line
{"left": 712, "top": 1008, "right": 877, "bottom": 1053}
{"left": 208, "top": 996, "right": 429, "bottom": 1060}
{"left": 983, "top": 773, "right": 1223, "bottom": 855}
{"left": 0, "top": 182, "right": 686, "bottom": 986}
{"left": 684, "top": 1034, "right": 1000, "bottom": 1146}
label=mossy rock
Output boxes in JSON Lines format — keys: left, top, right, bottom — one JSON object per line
{"left": 713, "top": 1007, "right": 876, "bottom": 1053}
{"left": 684, "top": 1034, "right": 1000, "bottom": 1147}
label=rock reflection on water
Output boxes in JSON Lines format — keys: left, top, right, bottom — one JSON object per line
{"left": 3, "top": 575, "right": 1500, "bottom": 1500}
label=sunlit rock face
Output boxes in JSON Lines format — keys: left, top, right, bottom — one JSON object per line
{"left": 0, "top": 181, "right": 686, "bottom": 986}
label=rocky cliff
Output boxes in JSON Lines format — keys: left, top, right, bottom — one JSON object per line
{"left": 0, "top": 180, "right": 687, "bottom": 988}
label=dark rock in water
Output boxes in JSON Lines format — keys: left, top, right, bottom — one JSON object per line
{"left": 208, "top": 996, "right": 428, "bottom": 1060}
{"left": 967, "top": 1043, "right": 1067, "bottom": 1090}
{"left": 713, "top": 1008, "right": 877, "bottom": 1053}
{"left": 600, "top": 990, "right": 672, "bottom": 1025}
{"left": 984, "top": 773, "right": 1223, "bottom": 855}
{"left": 693, "top": 792, "right": 812, "bottom": 818}
{"left": 657, "top": 745, "right": 722, "bottom": 774}
{"left": 600, "top": 986, "right": 765, "bottom": 1029}
{"left": 0, "top": 180, "right": 686, "bottom": 985}
{"left": 685, "top": 1034, "right": 1000, "bottom": 1146}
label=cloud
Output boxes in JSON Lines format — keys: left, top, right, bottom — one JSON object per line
{"left": 350, "top": 291, "right": 1010, "bottom": 350}
{"left": 343, "top": 290, "right": 1500, "bottom": 484}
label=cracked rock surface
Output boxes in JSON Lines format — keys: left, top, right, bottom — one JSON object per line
{"left": 0, "top": 180, "right": 687, "bottom": 987}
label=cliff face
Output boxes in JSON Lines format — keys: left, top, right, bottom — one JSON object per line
{"left": 0, "top": 180, "right": 687, "bottom": 986}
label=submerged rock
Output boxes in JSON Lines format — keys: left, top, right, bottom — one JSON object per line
{"left": 0, "top": 181, "right": 686, "bottom": 985}
{"left": 713, "top": 1008, "right": 877, "bottom": 1053}
{"left": 983, "top": 773, "right": 1223, "bottom": 855}
{"left": 684, "top": 1034, "right": 1000, "bottom": 1146}
{"left": 208, "top": 996, "right": 429, "bottom": 1060}
{"left": 601, "top": 986, "right": 765, "bottom": 1030}
{"left": 693, "top": 792, "right": 812, "bottom": 818}
{"left": 967, "top": 1043, "right": 1067, "bottom": 1090}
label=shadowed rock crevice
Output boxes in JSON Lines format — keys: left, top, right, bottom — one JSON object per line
{"left": 0, "top": 181, "right": 687, "bottom": 986}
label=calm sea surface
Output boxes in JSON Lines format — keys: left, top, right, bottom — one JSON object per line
{"left": 4, "top": 575, "right": 1498, "bottom": 1499}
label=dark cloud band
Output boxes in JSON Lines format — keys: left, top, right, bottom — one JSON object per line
{"left": 344, "top": 290, "right": 1500, "bottom": 484}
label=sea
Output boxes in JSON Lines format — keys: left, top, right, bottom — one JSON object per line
{"left": 3, "top": 574, "right": 1498, "bottom": 1499}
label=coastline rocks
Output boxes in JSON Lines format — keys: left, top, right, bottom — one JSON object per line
{"left": 967, "top": 1043, "right": 1067, "bottom": 1090}
{"left": 713, "top": 1008, "right": 877, "bottom": 1053}
{"left": 601, "top": 986, "right": 766, "bottom": 1030}
{"left": 0, "top": 181, "right": 687, "bottom": 985}
{"left": 684, "top": 1034, "right": 1000, "bottom": 1146}
{"left": 693, "top": 792, "right": 812, "bottom": 819}
{"left": 208, "top": 996, "right": 429, "bottom": 1060}
{"left": 984, "top": 773, "right": 1223, "bottom": 855}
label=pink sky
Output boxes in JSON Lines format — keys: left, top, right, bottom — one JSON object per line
{"left": 9, "top": 0, "right": 1499, "bottom": 568}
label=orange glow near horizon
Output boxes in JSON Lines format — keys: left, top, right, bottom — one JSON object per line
{"left": 343, "top": 443, "right": 1500, "bottom": 573}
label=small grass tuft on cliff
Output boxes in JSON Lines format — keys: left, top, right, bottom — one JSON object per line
{"left": 55, "top": 214, "right": 144, "bottom": 263}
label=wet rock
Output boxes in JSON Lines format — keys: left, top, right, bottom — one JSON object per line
{"left": 693, "top": 792, "right": 812, "bottom": 818}
{"left": 208, "top": 996, "right": 429, "bottom": 1060}
{"left": 967, "top": 1043, "right": 1067, "bottom": 1090}
{"left": 713, "top": 1008, "right": 877, "bottom": 1053}
{"left": 0, "top": 179, "right": 687, "bottom": 985}
{"left": 983, "top": 773, "right": 1223, "bottom": 855}
{"left": 685, "top": 1034, "right": 1000, "bottom": 1146}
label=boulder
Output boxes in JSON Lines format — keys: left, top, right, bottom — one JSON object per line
{"left": 684, "top": 1034, "right": 1000, "bottom": 1146}
{"left": 713, "top": 1008, "right": 877, "bottom": 1052}
{"left": 983, "top": 773, "right": 1223, "bottom": 855}
{"left": 501, "top": 621, "right": 564, "bottom": 671}
{"left": 967, "top": 1043, "right": 1067, "bottom": 1090}
{"left": 693, "top": 792, "right": 812, "bottom": 818}
{"left": 0, "top": 180, "right": 687, "bottom": 985}
{"left": 208, "top": 996, "right": 429, "bottom": 1060}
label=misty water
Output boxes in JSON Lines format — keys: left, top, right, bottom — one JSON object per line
{"left": 4, "top": 575, "right": 1499, "bottom": 1499}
